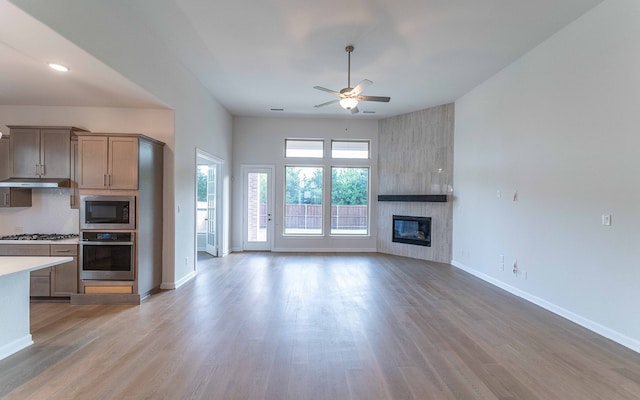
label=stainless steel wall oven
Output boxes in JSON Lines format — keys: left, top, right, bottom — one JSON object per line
{"left": 80, "top": 231, "right": 135, "bottom": 280}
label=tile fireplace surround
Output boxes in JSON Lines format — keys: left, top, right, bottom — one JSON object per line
{"left": 377, "top": 104, "right": 454, "bottom": 263}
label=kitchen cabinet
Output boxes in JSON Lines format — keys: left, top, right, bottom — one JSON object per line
{"left": 0, "top": 244, "right": 78, "bottom": 298}
{"left": 50, "top": 244, "right": 78, "bottom": 296}
{"left": 0, "top": 136, "right": 32, "bottom": 207}
{"left": 9, "top": 127, "right": 70, "bottom": 178}
{"left": 78, "top": 135, "right": 138, "bottom": 189}
{"left": 70, "top": 138, "right": 79, "bottom": 208}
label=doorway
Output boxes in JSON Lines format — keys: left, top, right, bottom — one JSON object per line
{"left": 196, "top": 150, "right": 223, "bottom": 257}
{"left": 242, "top": 165, "right": 274, "bottom": 251}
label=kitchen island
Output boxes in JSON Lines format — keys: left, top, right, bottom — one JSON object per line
{"left": 0, "top": 256, "right": 73, "bottom": 360}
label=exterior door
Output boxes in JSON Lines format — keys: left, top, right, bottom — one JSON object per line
{"left": 243, "top": 166, "right": 273, "bottom": 251}
{"left": 205, "top": 164, "right": 217, "bottom": 256}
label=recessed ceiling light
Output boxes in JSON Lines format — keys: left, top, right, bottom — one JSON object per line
{"left": 48, "top": 63, "right": 70, "bottom": 72}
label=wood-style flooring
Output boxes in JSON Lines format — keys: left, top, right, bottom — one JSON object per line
{"left": 1, "top": 252, "right": 639, "bottom": 399}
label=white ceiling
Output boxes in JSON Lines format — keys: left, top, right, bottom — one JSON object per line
{"left": 1, "top": 0, "right": 603, "bottom": 118}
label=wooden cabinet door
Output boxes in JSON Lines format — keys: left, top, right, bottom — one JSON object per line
{"left": 30, "top": 270, "right": 52, "bottom": 296}
{"left": 10, "top": 128, "right": 40, "bottom": 178}
{"left": 51, "top": 259, "right": 78, "bottom": 296}
{"left": 109, "top": 137, "right": 138, "bottom": 189}
{"left": 78, "top": 136, "right": 109, "bottom": 189}
{"left": 40, "top": 129, "right": 71, "bottom": 178}
{"left": 70, "top": 139, "right": 79, "bottom": 208}
{"left": 0, "top": 137, "right": 9, "bottom": 179}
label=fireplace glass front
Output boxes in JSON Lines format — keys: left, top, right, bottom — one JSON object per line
{"left": 392, "top": 215, "right": 431, "bottom": 247}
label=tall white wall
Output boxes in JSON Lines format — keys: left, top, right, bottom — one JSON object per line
{"left": 232, "top": 116, "right": 378, "bottom": 252}
{"left": 10, "top": 1, "right": 233, "bottom": 287}
{"left": 453, "top": 0, "right": 640, "bottom": 351}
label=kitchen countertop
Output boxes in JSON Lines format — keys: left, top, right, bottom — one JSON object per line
{"left": 0, "top": 256, "right": 74, "bottom": 277}
{"left": 0, "top": 238, "right": 79, "bottom": 245}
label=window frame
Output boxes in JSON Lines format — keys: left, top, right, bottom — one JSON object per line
{"left": 329, "top": 165, "right": 371, "bottom": 236}
{"left": 283, "top": 165, "right": 325, "bottom": 236}
{"left": 330, "top": 140, "right": 370, "bottom": 160}
{"left": 285, "top": 139, "right": 324, "bottom": 159}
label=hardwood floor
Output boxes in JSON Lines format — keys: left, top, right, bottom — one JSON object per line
{"left": 1, "top": 252, "right": 640, "bottom": 399}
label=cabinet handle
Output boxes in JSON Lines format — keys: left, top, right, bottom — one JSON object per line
{"left": 108, "top": 174, "right": 112, "bottom": 186}
{"left": 3, "top": 193, "right": 8, "bottom": 206}
{"left": 40, "top": 164, "right": 45, "bottom": 177}
{"left": 103, "top": 174, "right": 107, "bottom": 187}
{"left": 54, "top": 249, "right": 71, "bottom": 253}
{"left": 35, "top": 164, "right": 39, "bottom": 176}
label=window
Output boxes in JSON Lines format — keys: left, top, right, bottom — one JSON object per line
{"left": 284, "top": 166, "right": 323, "bottom": 234}
{"left": 285, "top": 139, "right": 324, "bottom": 158}
{"left": 331, "top": 140, "right": 369, "bottom": 159}
{"left": 331, "top": 167, "right": 369, "bottom": 235}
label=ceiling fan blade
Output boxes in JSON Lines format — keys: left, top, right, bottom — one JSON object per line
{"left": 350, "top": 106, "right": 360, "bottom": 114}
{"left": 314, "top": 99, "right": 340, "bottom": 108}
{"left": 352, "top": 79, "right": 373, "bottom": 95}
{"left": 314, "top": 86, "right": 341, "bottom": 95}
{"left": 357, "top": 95, "right": 391, "bottom": 103}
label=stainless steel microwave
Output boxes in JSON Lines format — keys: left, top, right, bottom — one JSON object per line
{"left": 80, "top": 195, "right": 135, "bottom": 230}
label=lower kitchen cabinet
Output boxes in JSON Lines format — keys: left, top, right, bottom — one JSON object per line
{"left": 0, "top": 243, "right": 78, "bottom": 298}
{"left": 50, "top": 244, "right": 78, "bottom": 296}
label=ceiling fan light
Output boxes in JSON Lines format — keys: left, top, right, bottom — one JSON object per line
{"left": 339, "top": 98, "right": 358, "bottom": 110}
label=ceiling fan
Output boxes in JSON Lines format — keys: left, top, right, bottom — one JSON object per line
{"left": 314, "top": 45, "right": 390, "bottom": 114}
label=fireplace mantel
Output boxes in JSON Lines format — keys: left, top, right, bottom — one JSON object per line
{"left": 377, "top": 195, "right": 447, "bottom": 202}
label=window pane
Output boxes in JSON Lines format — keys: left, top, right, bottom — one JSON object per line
{"left": 285, "top": 166, "right": 323, "bottom": 235}
{"left": 286, "top": 139, "right": 324, "bottom": 158}
{"left": 331, "top": 167, "right": 369, "bottom": 235}
{"left": 331, "top": 140, "right": 369, "bottom": 159}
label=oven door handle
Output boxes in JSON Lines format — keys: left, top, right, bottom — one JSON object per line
{"left": 80, "top": 241, "right": 135, "bottom": 246}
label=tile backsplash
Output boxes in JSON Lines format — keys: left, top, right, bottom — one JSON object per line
{"left": 0, "top": 189, "right": 79, "bottom": 235}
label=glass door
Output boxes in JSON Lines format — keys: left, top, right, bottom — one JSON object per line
{"left": 206, "top": 164, "right": 217, "bottom": 256}
{"left": 243, "top": 166, "right": 273, "bottom": 251}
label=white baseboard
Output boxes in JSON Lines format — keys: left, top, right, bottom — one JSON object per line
{"left": 160, "top": 270, "right": 197, "bottom": 290}
{"left": 451, "top": 260, "right": 640, "bottom": 354}
{"left": 273, "top": 247, "right": 377, "bottom": 253}
{"left": 0, "top": 335, "right": 33, "bottom": 361}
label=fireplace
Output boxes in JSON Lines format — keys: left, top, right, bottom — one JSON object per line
{"left": 392, "top": 215, "right": 431, "bottom": 247}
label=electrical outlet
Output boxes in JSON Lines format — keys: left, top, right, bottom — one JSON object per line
{"left": 512, "top": 260, "right": 518, "bottom": 276}
{"left": 602, "top": 214, "right": 611, "bottom": 226}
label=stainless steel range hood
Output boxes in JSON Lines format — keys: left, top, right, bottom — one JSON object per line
{"left": 0, "top": 178, "right": 71, "bottom": 188}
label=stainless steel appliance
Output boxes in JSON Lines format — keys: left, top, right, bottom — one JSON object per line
{"left": 80, "top": 231, "right": 135, "bottom": 280}
{"left": 80, "top": 195, "right": 135, "bottom": 230}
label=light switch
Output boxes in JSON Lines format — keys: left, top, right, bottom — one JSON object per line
{"left": 602, "top": 214, "right": 611, "bottom": 226}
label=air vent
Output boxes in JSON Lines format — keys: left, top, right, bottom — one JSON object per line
{"left": 270, "top": 108, "right": 284, "bottom": 112}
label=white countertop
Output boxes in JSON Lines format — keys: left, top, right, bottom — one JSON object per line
{"left": 0, "top": 238, "right": 79, "bottom": 245}
{"left": 0, "top": 256, "right": 74, "bottom": 277}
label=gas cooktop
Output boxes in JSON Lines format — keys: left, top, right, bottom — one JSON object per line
{"left": 0, "top": 233, "right": 79, "bottom": 241}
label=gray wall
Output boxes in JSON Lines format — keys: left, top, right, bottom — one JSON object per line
{"left": 453, "top": 0, "right": 640, "bottom": 352}
{"left": 377, "top": 104, "right": 454, "bottom": 263}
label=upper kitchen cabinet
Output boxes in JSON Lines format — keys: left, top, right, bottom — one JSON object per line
{"left": 78, "top": 135, "right": 139, "bottom": 189}
{"left": 7, "top": 126, "right": 88, "bottom": 179}
{"left": 0, "top": 135, "right": 31, "bottom": 207}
